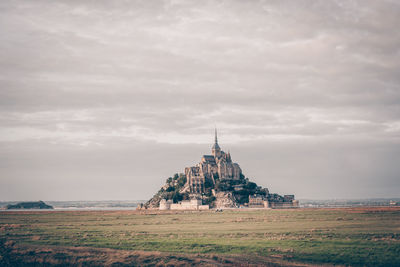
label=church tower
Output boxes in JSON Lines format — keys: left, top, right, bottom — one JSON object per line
{"left": 212, "top": 128, "right": 221, "bottom": 158}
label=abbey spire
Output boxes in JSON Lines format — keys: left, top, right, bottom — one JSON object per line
{"left": 212, "top": 128, "right": 221, "bottom": 157}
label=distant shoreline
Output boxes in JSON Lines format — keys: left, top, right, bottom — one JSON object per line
{"left": 1, "top": 198, "right": 398, "bottom": 211}
{"left": 0, "top": 207, "right": 137, "bottom": 212}
{"left": 2, "top": 206, "right": 400, "bottom": 213}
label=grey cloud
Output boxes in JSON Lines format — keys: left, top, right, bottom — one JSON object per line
{"left": 0, "top": 0, "right": 399, "bottom": 200}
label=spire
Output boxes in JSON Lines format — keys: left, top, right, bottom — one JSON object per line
{"left": 212, "top": 127, "right": 220, "bottom": 154}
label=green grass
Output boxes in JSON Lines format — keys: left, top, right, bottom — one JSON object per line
{"left": 1, "top": 208, "right": 400, "bottom": 266}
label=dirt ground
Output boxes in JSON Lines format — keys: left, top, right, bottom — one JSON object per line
{"left": 0, "top": 240, "right": 329, "bottom": 267}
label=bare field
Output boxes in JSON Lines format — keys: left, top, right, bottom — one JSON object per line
{"left": 1, "top": 207, "right": 400, "bottom": 266}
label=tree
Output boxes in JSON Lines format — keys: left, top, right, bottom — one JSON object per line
{"left": 172, "top": 192, "right": 183, "bottom": 203}
{"left": 177, "top": 174, "right": 187, "bottom": 187}
{"left": 204, "top": 177, "right": 213, "bottom": 189}
{"left": 166, "top": 186, "right": 175, "bottom": 192}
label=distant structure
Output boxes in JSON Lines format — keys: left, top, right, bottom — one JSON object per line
{"left": 144, "top": 129, "right": 299, "bottom": 210}
{"left": 159, "top": 199, "right": 209, "bottom": 210}
{"left": 180, "top": 129, "right": 242, "bottom": 194}
{"left": 248, "top": 194, "right": 266, "bottom": 208}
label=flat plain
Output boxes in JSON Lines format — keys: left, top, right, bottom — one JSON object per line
{"left": 1, "top": 207, "right": 399, "bottom": 266}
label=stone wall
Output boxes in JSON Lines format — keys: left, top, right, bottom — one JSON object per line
{"left": 159, "top": 199, "right": 209, "bottom": 210}
{"left": 269, "top": 200, "right": 299, "bottom": 209}
{"left": 159, "top": 199, "right": 172, "bottom": 210}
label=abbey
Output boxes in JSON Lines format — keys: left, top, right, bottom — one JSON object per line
{"left": 143, "top": 129, "right": 299, "bottom": 210}
{"left": 181, "top": 129, "right": 242, "bottom": 195}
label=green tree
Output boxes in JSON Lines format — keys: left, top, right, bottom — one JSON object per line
{"left": 177, "top": 174, "right": 187, "bottom": 187}
{"left": 172, "top": 192, "right": 183, "bottom": 203}
{"left": 166, "top": 186, "right": 175, "bottom": 192}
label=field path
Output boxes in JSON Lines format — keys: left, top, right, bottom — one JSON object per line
{"left": 0, "top": 241, "right": 331, "bottom": 267}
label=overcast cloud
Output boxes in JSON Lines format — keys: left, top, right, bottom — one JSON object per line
{"left": 0, "top": 0, "right": 399, "bottom": 201}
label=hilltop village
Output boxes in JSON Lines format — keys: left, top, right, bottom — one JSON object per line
{"left": 143, "top": 130, "right": 299, "bottom": 210}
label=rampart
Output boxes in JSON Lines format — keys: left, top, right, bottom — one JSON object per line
{"left": 159, "top": 199, "right": 209, "bottom": 210}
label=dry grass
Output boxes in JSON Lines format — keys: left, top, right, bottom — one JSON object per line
{"left": 1, "top": 207, "right": 399, "bottom": 266}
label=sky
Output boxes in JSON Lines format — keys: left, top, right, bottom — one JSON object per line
{"left": 0, "top": 0, "right": 399, "bottom": 201}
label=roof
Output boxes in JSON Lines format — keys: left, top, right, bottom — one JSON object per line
{"left": 202, "top": 155, "right": 216, "bottom": 162}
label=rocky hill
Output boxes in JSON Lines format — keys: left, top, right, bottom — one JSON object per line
{"left": 6, "top": 201, "right": 53, "bottom": 210}
{"left": 143, "top": 131, "right": 297, "bottom": 210}
{"left": 145, "top": 172, "right": 273, "bottom": 209}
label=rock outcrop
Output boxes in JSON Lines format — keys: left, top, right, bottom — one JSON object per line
{"left": 6, "top": 201, "right": 53, "bottom": 210}
{"left": 214, "top": 192, "right": 237, "bottom": 209}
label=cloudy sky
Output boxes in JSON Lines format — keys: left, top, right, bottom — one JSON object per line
{"left": 1, "top": 0, "right": 399, "bottom": 201}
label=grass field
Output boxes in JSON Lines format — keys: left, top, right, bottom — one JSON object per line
{"left": 1, "top": 207, "right": 400, "bottom": 266}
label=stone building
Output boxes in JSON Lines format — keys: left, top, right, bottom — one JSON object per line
{"left": 182, "top": 129, "right": 242, "bottom": 195}
{"left": 248, "top": 194, "right": 299, "bottom": 209}
{"left": 249, "top": 194, "right": 265, "bottom": 208}
{"left": 268, "top": 200, "right": 299, "bottom": 209}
